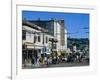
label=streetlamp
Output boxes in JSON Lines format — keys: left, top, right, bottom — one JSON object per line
{"left": 49, "top": 38, "right": 58, "bottom": 61}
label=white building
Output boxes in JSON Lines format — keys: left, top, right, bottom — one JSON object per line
{"left": 22, "top": 20, "right": 53, "bottom": 57}
{"left": 54, "top": 19, "right": 67, "bottom": 52}
{"left": 22, "top": 19, "right": 67, "bottom": 64}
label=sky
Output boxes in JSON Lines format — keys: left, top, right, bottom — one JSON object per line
{"left": 22, "top": 11, "right": 89, "bottom": 38}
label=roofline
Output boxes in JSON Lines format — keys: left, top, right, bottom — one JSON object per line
{"left": 22, "top": 20, "right": 48, "bottom": 32}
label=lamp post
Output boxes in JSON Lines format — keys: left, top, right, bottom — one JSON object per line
{"left": 49, "top": 38, "right": 58, "bottom": 63}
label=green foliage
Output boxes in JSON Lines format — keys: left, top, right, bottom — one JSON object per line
{"left": 75, "top": 52, "right": 80, "bottom": 56}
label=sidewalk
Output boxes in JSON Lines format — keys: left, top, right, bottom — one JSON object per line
{"left": 23, "top": 61, "right": 89, "bottom": 69}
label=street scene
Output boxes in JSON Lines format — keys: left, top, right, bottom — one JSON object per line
{"left": 22, "top": 11, "right": 89, "bottom": 69}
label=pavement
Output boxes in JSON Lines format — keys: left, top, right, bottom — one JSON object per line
{"left": 22, "top": 61, "right": 89, "bottom": 69}
{"left": 49, "top": 62, "right": 89, "bottom": 68}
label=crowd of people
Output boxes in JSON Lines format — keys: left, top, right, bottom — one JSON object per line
{"left": 23, "top": 51, "right": 89, "bottom": 68}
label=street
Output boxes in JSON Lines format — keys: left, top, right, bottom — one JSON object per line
{"left": 49, "top": 62, "right": 89, "bottom": 68}
{"left": 23, "top": 61, "right": 89, "bottom": 69}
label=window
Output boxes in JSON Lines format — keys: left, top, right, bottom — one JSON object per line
{"left": 22, "top": 30, "right": 26, "bottom": 40}
{"left": 34, "top": 35, "right": 37, "bottom": 43}
{"left": 38, "top": 49, "right": 41, "bottom": 53}
{"left": 38, "top": 35, "right": 41, "bottom": 42}
{"left": 22, "top": 45, "right": 26, "bottom": 49}
{"left": 42, "top": 34, "right": 44, "bottom": 44}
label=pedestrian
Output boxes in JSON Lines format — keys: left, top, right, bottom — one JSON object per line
{"left": 44, "top": 56, "right": 47, "bottom": 65}
{"left": 36, "top": 56, "right": 40, "bottom": 67}
{"left": 49, "top": 56, "right": 52, "bottom": 64}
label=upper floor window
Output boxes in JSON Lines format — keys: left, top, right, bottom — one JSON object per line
{"left": 34, "top": 35, "right": 37, "bottom": 43}
{"left": 22, "top": 30, "right": 26, "bottom": 40}
{"left": 38, "top": 35, "right": 41, "bottom": 42}
{"left": 46, "top": 37, "right": 48, "bottom": 43}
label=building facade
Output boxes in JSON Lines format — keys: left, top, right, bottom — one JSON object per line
{"left": 22, "top": 19, "right": 67, "bottom": 66}
{"left": 53, "top": 19, "right": 67, "bottom": 52}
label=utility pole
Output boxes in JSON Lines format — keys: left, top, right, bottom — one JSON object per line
{"left": 49, "top": 38, "right": 58, "bottom": 58}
